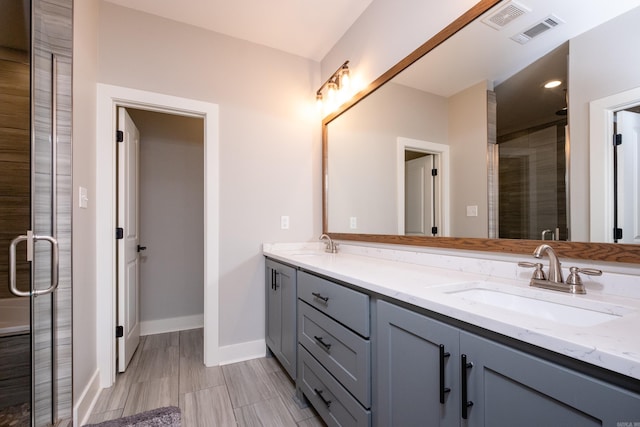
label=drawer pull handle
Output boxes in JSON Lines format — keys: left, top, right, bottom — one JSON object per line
{"left": 314, "top": 388, "right": 332, "bottom": 408}
{"left": 311, "top": 292, "right": 329, "bottom": 303}
{"left": 314, "top": 335, "right": 332, "bottom": 351}
{"left": 461, "top": 354, "right": 474, "bottom": 419}
{"left": 439, "top": 344, "right": 451, "bottom": 404}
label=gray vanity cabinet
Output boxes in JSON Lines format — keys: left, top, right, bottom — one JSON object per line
{"left": 377, "top": 299, "right": 640, "bottom": 426}
{"left": 460, "top": 332, "right": 640, "bottom": 426}
{"left": 265, "top": 258, "right": 297, "bottom": 379}
{"left": 376, "top": 300, "right": 460, "bottom": 427}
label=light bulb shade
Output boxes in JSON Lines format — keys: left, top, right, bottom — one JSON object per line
{"left": 340, "top": 66, "right": 350, "bottom": 89}
{"left": 327, "top": 81, "right": 338, "bottom": 101}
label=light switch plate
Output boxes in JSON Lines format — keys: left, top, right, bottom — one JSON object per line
{"left": 79, "top": 186, "right": 88, "bottom": 209}
{"left": 466, "top": 205, "right": 478, "bottom": 217}
{"left": 350, "top": 216, "right": 357, "bottom": 229}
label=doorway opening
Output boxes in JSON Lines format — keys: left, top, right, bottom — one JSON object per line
{"left": 589, "top": 86, "right": 640, "bottom": 242}
{"left": 612, "top": 105, "right": 640, "bottom": 244}
{"left": 115, "top": 107, "right": 206, "bottom": 373}
{"left": 96, "top": 84, "right": 219, "bottom": 388}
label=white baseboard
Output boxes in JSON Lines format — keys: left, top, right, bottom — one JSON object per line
{"left": 218, "top": 339, "right": 266, "bottom": 366}
{"left": 140, "top": 314, "right": 204, "bottom": 336}
{"left": 73, "top": 369, "right": 101, "bottom": 427}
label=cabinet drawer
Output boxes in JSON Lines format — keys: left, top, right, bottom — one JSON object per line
{"left": 298, "top": 271, "right": 370, "bottom": 337}
{"left": 298, "top": 301, "right": 371, "bottom": 407}
{"left": 299, "top": 345, "right": 371, "bottom": 427}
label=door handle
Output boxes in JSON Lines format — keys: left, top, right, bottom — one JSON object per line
{"left": 9, "top": 231, "right": 59, "bottom": 297}
{"left": 137, "top": 244, "right": 147, "bottom": 252}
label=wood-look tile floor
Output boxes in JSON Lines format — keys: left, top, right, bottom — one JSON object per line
{"left": 86, "top": 329, "right": 325, "bottom": 427}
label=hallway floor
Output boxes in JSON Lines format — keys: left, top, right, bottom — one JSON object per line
{"left": 87, "top": 329, "right": 324, "bottom": 426}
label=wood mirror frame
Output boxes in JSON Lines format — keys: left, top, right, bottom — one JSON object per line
{"left": 321, "top": 0, "right": 640, "bottom": 264}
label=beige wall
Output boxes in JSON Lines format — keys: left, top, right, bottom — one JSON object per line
{"left": 448, "top": 81, "right": 489, "bottom": 238}
{"left": 96, "top": 1, "right": 321, "bottom": 348}
{"left": 72, "top": 0, "right": 99, "bottom": 414}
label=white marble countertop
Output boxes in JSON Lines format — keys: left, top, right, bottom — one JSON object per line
{"left": 263, "top": 243, "right": 640, "bottom": 382}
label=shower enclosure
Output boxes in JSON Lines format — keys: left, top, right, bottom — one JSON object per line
{"left": 0, "top": 0, "right": 72, "bottom": 425}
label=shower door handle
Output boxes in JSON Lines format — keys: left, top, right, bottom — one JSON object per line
{"left": 9, "top": 231, "right": 60, "bottom": 297}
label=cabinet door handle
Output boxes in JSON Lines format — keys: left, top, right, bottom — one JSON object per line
{"left": 461, "top": 354, "right": 474, "bottom": 419}
{"left": 314, "top": 335, "right": 332, "bottom": 351}
{"left": 439, "top": 344, "right": 451, "bottom": 404}
{"left": 314, "top": 388, "right": 332, "bottom": 408}
{"left": 311, "top": 292, "right": 329, "bottom": 303}
{"left": 273, "top": 271, "right": 280, "bottom": 290}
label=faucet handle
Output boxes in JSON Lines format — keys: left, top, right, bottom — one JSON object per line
{"left": 565, "top": 267, "right": 602, "bottom": 286}
{"left": 518, "top": 262, "right": 546, "bottom": 280}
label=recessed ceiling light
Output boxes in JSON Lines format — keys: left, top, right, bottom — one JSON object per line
{"left": 544, "top": 80, "right": 562, "bottom": 89}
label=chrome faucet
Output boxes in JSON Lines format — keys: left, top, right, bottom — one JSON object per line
{"left": 319, "top": 234, "right": 338, "bottom": 253}
{"left": 533, "top": 244, "right": 563, "bottom": 284}
{"left": 518, "top": 244, "right": 602, "bottom": 294}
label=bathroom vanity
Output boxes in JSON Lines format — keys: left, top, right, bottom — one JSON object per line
{"left": 264, "top": 243, "right": 640, "bottom": 426}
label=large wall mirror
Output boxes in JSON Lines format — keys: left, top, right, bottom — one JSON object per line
{"left": 323, "top": 0, "right": 640, "bottom": 263}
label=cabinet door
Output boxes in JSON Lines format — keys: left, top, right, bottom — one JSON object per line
{"left": 376, "top": 300, "right": 460, "bottom": 427}
{"left": 265, "top": 261, "right": 282, "bottom": 356}
{"left": 265, "top": 259, "right": 297, "bottom": 380}
{"left": 279, "top": 262, "right": 297, "bottom": 379}
{"left": 460, "top": 332, "right": 640, "bottom": 426}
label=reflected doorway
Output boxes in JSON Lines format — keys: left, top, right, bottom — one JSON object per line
{"left": 396, "top": 137, "right": 450, "bottom": 236}
{"left": 613, "top": 106, "right": 640, "bottom": 244}
{"left": 405, "top": 151, "right": 438, "bottom": 236}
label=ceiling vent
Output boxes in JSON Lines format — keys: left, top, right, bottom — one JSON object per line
{"left": 511, "top": 14, "right": 565, "bottom": 44}
{"left": 482, "top": 1, "right": 531, "bottom": 30}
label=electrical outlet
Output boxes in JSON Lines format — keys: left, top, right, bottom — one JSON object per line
{"left": 280, "top": 216, "right": 290, "bottom": 229}
{"left": 466, "top": 205, "right": 478, "bottom": 217}
{"left": 349, "top": 216, "right": 357, "bottom": 229}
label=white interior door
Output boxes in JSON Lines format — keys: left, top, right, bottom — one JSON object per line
{"left": 617, "top": 110, "right": 640, "bottom": 244}
{"left": 405, "top": 155, "right": 435, "bottom": 235}
{"left": 117, "top": 107, "right": 141, "bottom": 372}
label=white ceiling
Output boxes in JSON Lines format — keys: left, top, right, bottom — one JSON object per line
{"left": 103, "top": 0, "right": 373, "bottom": 61}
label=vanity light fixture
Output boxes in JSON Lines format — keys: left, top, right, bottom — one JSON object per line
{"left": 544, "top": 79, "right": 562, "bottom": 89}
{"left": 316, "top": 60, "right": 350, "bottom": 114}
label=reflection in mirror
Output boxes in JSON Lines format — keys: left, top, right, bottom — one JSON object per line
{"left": 614, "top": 106, "right": 640, "bottom": 244}
{"left": 495, "top": 43, "right": 568, "bottom": 241}
{"left": 325, "top": 0, "right": 640, "bottom": 249}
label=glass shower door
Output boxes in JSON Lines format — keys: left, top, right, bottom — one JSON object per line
{"left": 0, "top": 1, "right": 33, "bottom": 425}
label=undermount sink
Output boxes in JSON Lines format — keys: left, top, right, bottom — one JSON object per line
{"left": 445, "top": 286, "right": 625, "bottom": 327}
